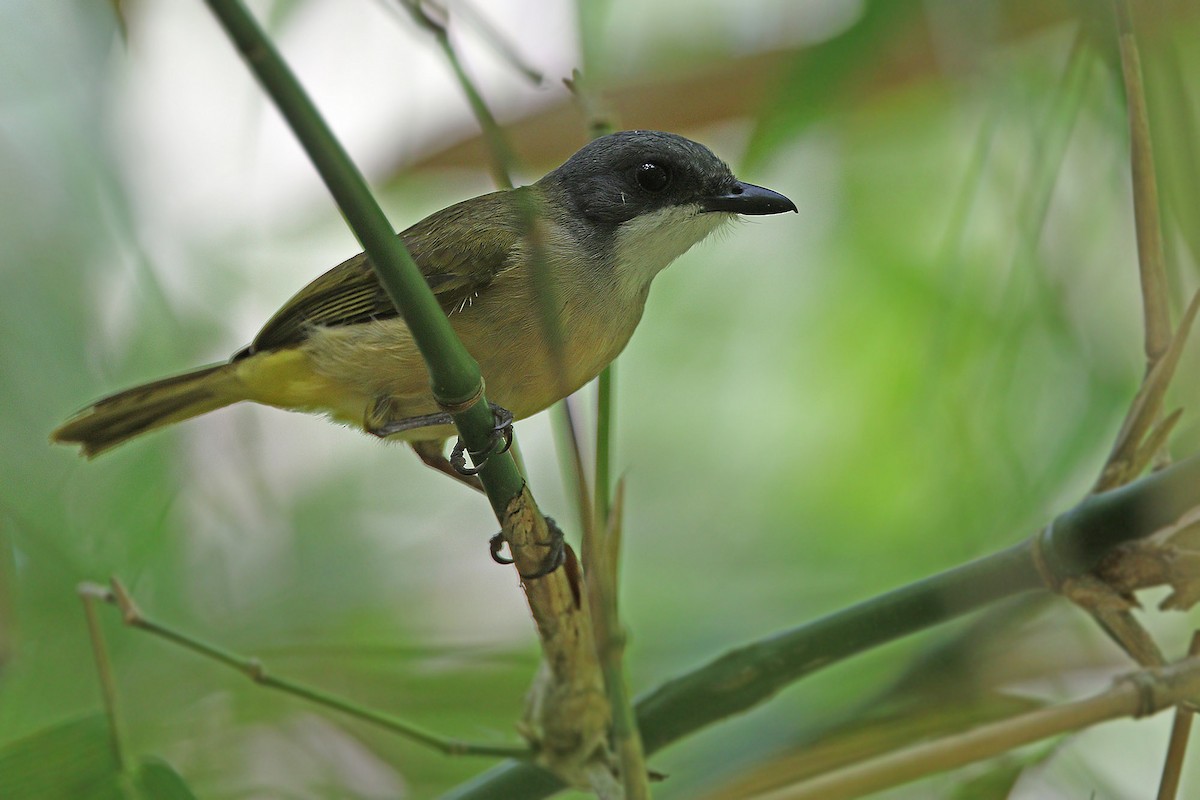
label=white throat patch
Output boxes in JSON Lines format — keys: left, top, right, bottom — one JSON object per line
{"left": 611, "top": 205, "right": 732, "bottom": 296}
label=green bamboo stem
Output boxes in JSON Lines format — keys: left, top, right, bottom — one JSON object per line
{"left": 586, "top": 505, "right": 648, "bottom": 800}
{"left": 555, "top": 396, "right": 596, "bottom": 540}
{"left": 445, "top": 453, "right": 1200, "bottom": 798}
{"left": 202, "top": 0, "right": 524, "bottom": 516}
{"left": 563, "top": 80, "right": 646, "bottom": 795}
{"left": 636, "top": 542, "right": 1042, "bottom": 752}
{"left": 452, "top": 0, "right": 544, "bottom": 85}
{"left": 594, "top": 365, "right": 614, "bottom": 528}
{"left": 399, "top": 0, "right": 519, "bottom": 189}
{"left": 201, "top": 6, "right": 615, "bottom": 790}
{"left": 78, "top": 584, "right": 127, "bottom": 773}
{"left": 397, "top": 1, "right": 598, "bottom": 524}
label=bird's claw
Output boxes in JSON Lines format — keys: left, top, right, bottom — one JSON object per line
{"left": 450, "top": 403, "right": 514, "bottom": 476}
{"left": 489, "top": 516, "right": 565, "bottom": 579}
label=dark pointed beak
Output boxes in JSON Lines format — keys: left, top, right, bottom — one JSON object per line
{"left": 701, "top": 181, "right": 797, "bottom": 215}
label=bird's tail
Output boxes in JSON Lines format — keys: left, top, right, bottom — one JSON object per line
{"left": 52, "top": 363, "right": 243, "bottom": 458}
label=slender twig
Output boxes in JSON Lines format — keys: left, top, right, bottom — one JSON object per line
{"left": 563, "top": 69, "right": 617, "bottom": 144}
{"left": 590, "top": 478, "right": 648, "bottom": 799}
{"left": 452, "top": 0, "right": 544, "bottom": 84}
{"left": 394, "top": 1, "right": 593, "bottom": 507}
{"left": 1054, "top": 0, "right": 1194, "bottom": 673}
{"left": 754, "top": 655, "right": 1200, "bottom": 800}
{"left": 594, "top": 365, "right": 615, "bottom": 528}
{"left": 1096, "top": 291, "right": 1200, "bottom": 492}
{"left": 78, "top": 583, "right": 127, "bottom": 773}
{"left": 390, "top": 0, "right": 548, "bottom": 491}
{"left": 1095, "top": 0, "right": 1187, "bottom": 494}
{"left": 96, "top": 578, "right": 530, "bottom": 759}
{"left": 556, "top": 395, "right": 596, "bottom": 540}
{"left": 397, "top": 0, "right": 519, "bottom": 188}
{"left": 1157, "top": 631, "right": 1200, "bottom": 800}
{"left": 383, "top": 21, "right": 612, "bottom": 776}
{"left": 397, "top": 13, "right": 615, "bottom": 790}
{"left": 1113, "top": 0, "right": 1171, "bottom": 367}
{"left": 390, "top": 0, "right": 557, "bottom": 492}
{"left": 558, "top": 69, "right": 650, "bottom": 797}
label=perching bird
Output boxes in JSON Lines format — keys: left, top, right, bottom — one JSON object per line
{"left": 53, "top": 130, "right": 795, "bottom": 480}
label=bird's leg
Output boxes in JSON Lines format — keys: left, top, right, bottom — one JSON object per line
{"left": 365, "top": 397, "right": 482, "bottom": 492}
{"left": 364, "top": 396, "right": 455, "bottom": 438}
{"left": 411, "top": 439, "right": 484, "bottom": 493}
{"left": 365, "top": 398, "right": 514, "bottom": 494}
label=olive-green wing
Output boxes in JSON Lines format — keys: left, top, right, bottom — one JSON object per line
{"left": 241, "top": 191, "right": 524, "bottom": 356}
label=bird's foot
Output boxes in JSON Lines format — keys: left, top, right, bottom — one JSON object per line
{"left": 489, "top": 515, "right": 565, "bottom": 579}
{"left": 411, "top": 440, "right": 484, "bottom": 493}
{"left": 449, "top": 404, "right": 514, "bottom": 476}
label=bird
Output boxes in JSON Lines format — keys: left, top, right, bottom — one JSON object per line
{"left": 52, "top": 130, "right": 796, "bottom": 483}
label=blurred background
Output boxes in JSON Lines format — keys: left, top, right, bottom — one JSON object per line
{"left": 2, "top": 0, "right": 1199, "bottom": 797}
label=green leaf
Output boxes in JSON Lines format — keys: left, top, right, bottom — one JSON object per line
{"left": 0, "top": 713, "right": 122, "bottom": 800}
{"left": 132, "top": 757, "right": 196, "bottom": 800}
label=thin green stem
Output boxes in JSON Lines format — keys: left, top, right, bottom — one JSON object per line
{"left": 594, "top": 365, "right": 614, "bottom": 528}
{"left": 1045, "top": 452, "right": 1200, "bottom": 574}
{"left": 554, "top": 396, "right": 595, "bottom": 539}
{"left": 437, "top": 39, "right": 516, "bottom": 189}
{"left": 561, "top": 71, "right": 646, "bottom": 795}
{"left": 398, "top": 0, "right": 519, "bottom": 189}
{"left": 1113, "top": 0, "right": 1171, "bottom": 366}
{"left": 102, "top": 579, "right": 530, "bottom": 759}
{"left": 453, "top": 0, "right": 543, "bottom": 84}
{"left": 587, "top": 503, "right": 649, "bottom": 800}
{"left": 78, "top": 583, "right": 127, "bottom": 773}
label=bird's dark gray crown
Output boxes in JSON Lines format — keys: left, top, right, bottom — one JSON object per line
{"left": 539, "top": 130, "right": 738, "bottom": 230}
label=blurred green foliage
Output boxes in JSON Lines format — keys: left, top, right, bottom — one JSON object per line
{"left": 2, "top": 1, "right": 1198, "bottom": 798}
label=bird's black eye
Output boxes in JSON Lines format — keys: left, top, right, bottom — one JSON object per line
{"left": 636, "top": 162, "right": 671, "bottom": 192}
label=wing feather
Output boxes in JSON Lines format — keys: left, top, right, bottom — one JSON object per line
{"left": 241, "top": 190, "right": 525, "bottom": 356}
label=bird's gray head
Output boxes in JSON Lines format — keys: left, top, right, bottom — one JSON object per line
{"left": 537, "top": 130, "right": 796, "bottom": 293}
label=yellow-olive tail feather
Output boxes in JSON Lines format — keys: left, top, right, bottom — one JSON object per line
{"left": 52, "top": 363, "right": 244, "bottom": 458}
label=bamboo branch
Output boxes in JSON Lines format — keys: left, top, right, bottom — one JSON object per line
{"left": 1156, "top": 631, "right": 1200, "bottom": 800}
{"left": 446, "top": 453, "right": 1200, "bottom": 799}
{"left": 755, "top": 654, "right": 1200, "bottom": 800}
{"left": 398, "top": 11, "right": 628, "bottom": 794}
{"left": 87, "top": 578, "right": 531, "bottom": 758}
{"left": 1114, "top": 0, "right": 1172, "bottom": 368}
{"left": 559, "top": 70, "right": 650, "bottom": 797}
{"left": 1094, "top": 0, "right": 1194, "bottom": 495}
{"left": 397, "top": 0, "right": 519, "bottom": 189}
